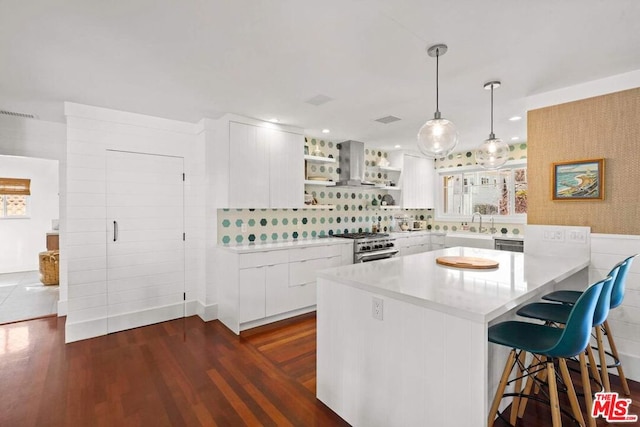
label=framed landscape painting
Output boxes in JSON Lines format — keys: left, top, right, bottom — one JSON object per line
{"left": 552, "top": 158, "right": 604, "bottom": 200}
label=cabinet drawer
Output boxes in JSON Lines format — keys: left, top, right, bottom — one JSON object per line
{"left": 238, "top": 250, "right": 288, "bottom": 269}
{"left": 288, "top": 245, "right": 341, "bottom": 262}
{"left": 431, "top": 234, "right": 445, "bottom": 245}
{"left": 394, "top": 236, "right": 410, "bottom": 248}
{"left": 289, "top": 256, "right": 341, "bottom": 286}
{"left": 408, "top": 235, "right": 430, "bottom": 246}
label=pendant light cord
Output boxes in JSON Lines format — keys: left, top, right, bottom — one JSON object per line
{"left": 435, "top": 48, "right": 440, "bottom": 114}
{"left": 490, "top": 84, "right": 494, "bottom": 136}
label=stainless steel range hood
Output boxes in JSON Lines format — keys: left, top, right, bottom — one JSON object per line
{"left": 337, "top": 140, "right": 375, "bottom": 187}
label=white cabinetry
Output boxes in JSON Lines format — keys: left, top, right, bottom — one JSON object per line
{"left": 229, "top": 121, "right": 304, "bottom": 208}
{"left": 218, "top": 241, "right": 352, "bottom": 334}
{"left": 430, "top": 233, "right": 445, "bottom": 250}
{"left": 388, "top": 151, "right": 435, "bottom": 208}
{"left": 208, "top": 115, "right": 304, "bottom": 209}
{"left": 395, "top": 233, "right": 432, "bottom": 256}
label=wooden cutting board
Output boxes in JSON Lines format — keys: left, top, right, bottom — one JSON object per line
{"left": 436, "top": 256, "right": 499, "bottom": 269}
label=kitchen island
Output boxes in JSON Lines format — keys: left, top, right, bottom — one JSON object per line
{"left": 316, "top": 246, "right": 590, "bottom": 427}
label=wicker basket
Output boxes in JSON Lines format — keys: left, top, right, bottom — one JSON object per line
{"left": 39, "top": 250, "right": 59, "bottom": 285}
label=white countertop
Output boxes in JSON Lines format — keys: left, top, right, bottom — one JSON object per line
{"left": 317, "top": 246, "right": 588, "bottom": 323}
{"left": 218, "top": 237, "right": 351, "bottom": 253}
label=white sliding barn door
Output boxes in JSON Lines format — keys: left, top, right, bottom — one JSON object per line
{"left": 106, "top": 150, "right": 185, "bottom": 333}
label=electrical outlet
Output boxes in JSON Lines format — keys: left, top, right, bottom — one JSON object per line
{"left": 568, "top": 230, "right": 587, "bottom": 243}
{"left": 372, "top": 297, "right": 383, "bottom": 320}
{"left": 241, "top": 223, "right": 247, "bottom": 233}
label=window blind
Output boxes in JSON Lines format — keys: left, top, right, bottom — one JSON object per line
{"left": 0, "top": 178, "right": 31, "bottom": 195}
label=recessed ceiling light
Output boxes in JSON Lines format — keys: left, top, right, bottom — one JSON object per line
{"left": 511, "top": 136, "right": 520, "bottom": 141}
{"left": 322, "top": 129, "right": 330, "bottom": 134}
{"left": 269, "top": 118, "right": 279, "bottom": 123}
{"left": 509, "top": 116, "right": 522, "bottom": 121}
{"left": 394, "top": 145, "right": 401, "bottom": 149}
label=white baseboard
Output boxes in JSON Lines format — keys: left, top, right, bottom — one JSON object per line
{"left": 65, "top": 317, "right": 107, "bottom": 343}
{"left": 197, "top": 301, "right": 218, "bottom": 322}
{"left": 239, "top": 306, "right": 316, "bottom": 332}
{"left": 619, "top": 351, "right": 640, "bottom": 383}
{"left": 57, "top": 299, "right": 67, "bottom": 316}
{"left": 65, "top": 301, "right": 200, "bottom": 343}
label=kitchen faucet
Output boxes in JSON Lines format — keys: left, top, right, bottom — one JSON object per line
{"left": 489, "top": 216, "right": 496, "bottom": 234}
{"left": 471, "top": 212, "right": 484, "bottom": 233}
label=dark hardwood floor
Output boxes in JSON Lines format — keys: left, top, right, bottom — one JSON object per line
{"left": 1, "top": 313, "right": 638, "bottom": 426}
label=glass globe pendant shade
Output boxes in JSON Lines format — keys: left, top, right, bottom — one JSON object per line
{"left": 475, "top": 135, "right": 509, "bottom": 169}
{"left": 417, "top": 115, "right": 459, "bottom": 158}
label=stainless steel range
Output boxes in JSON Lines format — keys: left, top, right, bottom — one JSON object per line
{"left": 335, "top": 232, "right": 398, "bottom": 263}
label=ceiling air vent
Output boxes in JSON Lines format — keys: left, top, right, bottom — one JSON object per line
{"left": 374, "top": 115, "right": 401, "bottom": 124}
{"left": 305, "top": 94, "right": 333, "bottom": 106}
{"left": 0, "top": 110, "right": 37, "bottom": 119}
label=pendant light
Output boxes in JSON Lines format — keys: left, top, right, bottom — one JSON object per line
{"left": 417, "top": 44, "right": 458, "bottom": 158}
{"left": 475, "top": 81, "right": 509, "bottom": 169}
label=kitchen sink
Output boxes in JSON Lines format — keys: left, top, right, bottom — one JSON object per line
{"left": 444, "top": 232, "right": 495, "bottom": 249}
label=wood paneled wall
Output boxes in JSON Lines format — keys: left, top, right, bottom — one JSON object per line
{"left": 527, "top": 87, "right": 640, "bottom": 234}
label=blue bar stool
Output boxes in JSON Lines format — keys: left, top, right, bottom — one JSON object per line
{"left": 487, "top": 278, "right": 606, "bottom": 427}
{"left": 517, "top": 260, "right": 623, "bottom": 396}
{"left": 542, "top": 254, "right": 637, "bottom": 396}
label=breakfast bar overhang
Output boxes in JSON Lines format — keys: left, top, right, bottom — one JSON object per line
{"left": 316, "top": 246, "right": 590, "bottom": 427}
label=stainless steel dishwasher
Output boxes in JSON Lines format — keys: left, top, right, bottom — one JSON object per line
{"left": 494, "top": 238, "right": 524, "bottom": 252}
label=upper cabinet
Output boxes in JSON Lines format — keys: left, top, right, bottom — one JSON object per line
{"left": 388, "top": 151, "right": 435, "bottom": 209}
{"left": 208, "top": 115, "right": 304, "bottom": 209}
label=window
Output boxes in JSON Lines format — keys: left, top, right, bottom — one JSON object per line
{"left": 437, "top": 163, "right": 527, "bottom": 222}
{"left": 0, "top": 178, "right": 30, "bottom": 218}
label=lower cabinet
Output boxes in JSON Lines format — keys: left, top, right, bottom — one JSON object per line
{"left": 218, "top": 242, "right": 352, "bottom": 334}
{"left": 430, "top": 233, "right": 445, "bottom": 250}
{"left": 239, "top": 263, "right": 288, "bottom": 323}
{"left": 396, "top": 234, "right": 432, "bottom": 256}
{"left": 269, "top": 256, "right": 341, "bottom": 316}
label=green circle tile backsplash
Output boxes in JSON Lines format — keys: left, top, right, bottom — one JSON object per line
{"left": 217, "top": 141, "right": 525, "bottom": 245}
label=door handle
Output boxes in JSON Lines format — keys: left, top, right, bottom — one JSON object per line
{"left": 113, "top": 220, "right": 118, "bottom": 242}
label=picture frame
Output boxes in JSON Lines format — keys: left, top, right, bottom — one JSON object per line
{"left": 552, "top": 158, "right": 604, "bottom": 201}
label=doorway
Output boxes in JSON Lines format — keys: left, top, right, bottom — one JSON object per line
{"left": 105, "top": 150, "right": 185, "bottom": 333}
{"left": 0, "top": 155, "right": 59, "bottom": 324}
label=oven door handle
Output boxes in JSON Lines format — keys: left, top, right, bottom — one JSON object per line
{"left": 356, "top": 248, "right": 399, "bottom": 262}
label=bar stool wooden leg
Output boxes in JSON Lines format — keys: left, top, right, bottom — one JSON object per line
{"left": 558, "top": 357, "right": 586, "bottom": 426}
{"left": 594, "top": 324, "right": 611, "bottom": 392}
{"left": 586, "top": 344, "right": 603, "bottom": 390}
{"left": 534, "top": 355, "right": 548, "bottom": 395}
{"left": 579, "top": 351, "right": 596, "bottom": 427}
{"left": 489, "top": 349, "right": 516, "bottom": 427}
{"left": 510, "top": 350, "right": 527, "bottom": 425}
{"left": 547, "top": 361, "right": 562, "bottom": 427}
{"left": 603, "top": 320, "right": 631, "bottom": 395}
{"left": 518, "top": 355, "right": 545, "bottom": 419}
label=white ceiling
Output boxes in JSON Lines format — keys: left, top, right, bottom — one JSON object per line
{"left": 1, "top": 1, "right": 639, "bottom": 152}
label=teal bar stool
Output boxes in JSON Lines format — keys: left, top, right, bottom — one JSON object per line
{"left": 487, "top": 278, "right": 606, "bottom": 427}
{"left": 517, "top": 260, "right": 623, "bottom": 395}
{"left": 542, "top": 253, "right": 637, "bottom": 396}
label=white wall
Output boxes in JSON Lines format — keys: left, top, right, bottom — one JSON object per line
{"left": 64, "top": 103, "right": 206, "bottom": 343}
{"left": 0, "top": 156, "right": 59, "bottom": 273}
{"left": 590, "top": 234, "right": 640, "bottom": 382}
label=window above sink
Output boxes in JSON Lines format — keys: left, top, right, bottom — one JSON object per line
{"left": 435, "top": 160, "right": 527, "bottom": 224}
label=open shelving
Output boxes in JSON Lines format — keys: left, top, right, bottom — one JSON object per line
{"left": 304, "top": 155, "right": 336, "bottom": 164}
{"left": 304, "top": 179, "right": 336, "bottom": 186}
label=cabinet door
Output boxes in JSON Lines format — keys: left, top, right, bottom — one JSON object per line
{"left": 229, "top": 122, "right": 269, "bottom": 207}
{"left": 402, "top": 155, "right": 434, "bottom": 209}
{"left": 264, "top": 263, "right": 291, "bottom": 317}
{"left": 269, "top": 129, "right": 304, "bottom": 208}
{"left": 239, "top": 267, "right": 266, "bottom": 323}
